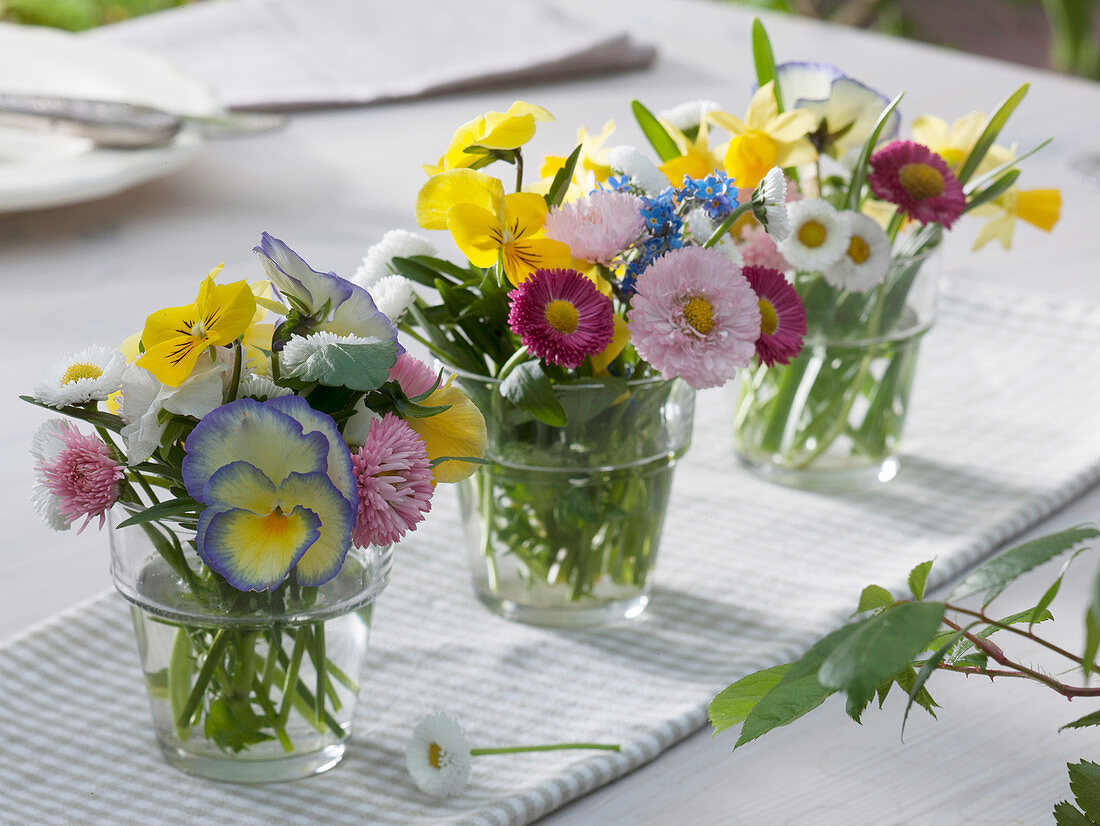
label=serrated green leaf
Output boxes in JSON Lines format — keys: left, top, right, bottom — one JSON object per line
{"left": 546, "top": 143, "right": 582, "bottom": 209}
{"left": 902, "top": 631, "right": 961, "bottom": 735}
{"left": 631, "top": 100, "right": 679, "bottom": 162}
{"left": 818, "top": 601, "right": 946, "bottom": 709}
{"left": 896, "top": 664, "right": 939, "bottom": 719}
{"left": 908, "top": 560, "right": 934, "bottom": 601}
{"left": 1053, "top": 800, "right": 1091, "bottom": 826}
{"left": 1061, "top": 711, "right": 1100, "bottom": 732}
{"left": 499, "top": 361, "right": 567, "bottom": 427}
{"left": 734, "top": 673, "right": 834, "bottom": 748}
{"left": 951, "top": 526, "right": 1100, "bottom": 605}
{"left": 845, "top": 691, "right": 870, "bottom": 723}
{"left": 283, "top": 340, "right": 397, "bottom": 392}
{"left": 855, "top": 584, "right": 895, "bottom": 614}
{"left": 751, "top": 18, "right": 784, "bottom": 112}
{"left": 1085, "top": 609, "right": 1100, "bottom": 678}
{"left": 952, "top": 609, "right": 1054, "bottom": 659}
{"left": 115, "top": 498, "right": 199, "bottom": 529}
{"left": 709, "top": 664, "right": 790, "bottom": 733}
{"left": 1069, "top": 760, "right": 1100, "bottom": 821}
{"left": 956, "top": 84, "right": 1028, "bottom": 185}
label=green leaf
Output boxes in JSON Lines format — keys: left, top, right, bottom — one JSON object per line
{"left": 19, "top": 395, "right": 127, "bottom": 433}
{"left": 908, "top": 560, "right": 934, "bottom": 601}
{"left": 855, "top": 584, "right": 895, "bottom": 614}
{"left": 631, "top": 100, "right": 679, "bottom": 162}
{"left": 896, "top": 664, "right": 939, "bottom": 719}
{"left": 1069, "top": 760, "right": 1100, "bottom": 821}
{"left": 546, "top": 143, "right": 582, "bottom": 209}
{"left": 955, "top": 84, "right": 1028, "bottom": 185}
{"left": 390, "top": 256, "right": 462, "bottom": 288}
{"left": 734, "top": 673, "right": 834, "bottom": 748}
{"left": 115, "top": 497, "right": 199, "bottom": 529}
{"left": 951, "top": 526, "right": 1100, "bottom": 605}
{"left": 499, "top": 361, "right": 567, "bottom": 427}
{"left": 964, "top": 138, "right": 1052, "bottom": 194}
{"left": 844, "top": 92, "right": 905, "bottom": 211}
{"left": 902, "top": 630, "right": 962, "bottom": 735}
{"left": 1053, "top": 800, "right": 1092, "bottom": 826}
{"left": 1085, "top": 609, "right": 1100, "bottom": 678}
{"left": 964, "top": 169, "right": 1021, "bottom": 214}
{"left": 818, "top": 601, "right": 946, "bottom": 709}
{"left": 952, "top": 609, "right": 1054, "bottom": 660}
{"left": 709, "top": 664, "right": 790, "bottom": 733}
{"left": 751, "top": 18, "right": 784, "bottom": 112}
{"left": 1061, "top": 711, "right": 1100, "bottom": 732}
{"left": 283, "top": 340, "right": 398, "bottom": 392}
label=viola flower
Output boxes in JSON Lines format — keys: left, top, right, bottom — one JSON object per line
{"left": 31, "top": 420, "right": 123, "bottom": 532}
{"left": 824, "top": 212, "right": 892, "bottom": 291}
{"left": 868, "top": 141, "right": 966, "bottom": 229}
{"left": 182, "top": 396, "right": 357, "bottom": 590}
{"left": 416, "top": 169, "right": 571, "bottom": 286}
{"left": 136, "top": 266, "right": 256, "bottom": 388}
{"left": 779, "top": 199, "right": 851, "bottom": 272}
{"left": 627, "top": 247, "right": 761, "bottom": 389}
{"left": 424, "top": 100, "right": 552, "bottom": 175}
{"left": 740, "top": 224, "right": 791, "bottom": 271}
{"left": 383, "top": 353, "right": 487, "bottom": 484}
{"left": 350, "top": 413, "right": 433, "bottom": 547}
{"left": 543, "top": 190, "right": 644, "bottom": 266}
{"left": 33, "top": 345, "right": 125, "bottom": 409}
{"left": 708, "top": 81, "right": 818, "bottom": 188}
{"left": 752, "top": 167, "right": 791, "bottom": 242}
{"left": 508, "top": 268, "right": 615, "bottom": 370}
{"left": 406, "top": 712, "right": 473, "bottom": 799}
{"left": 743, "top": 266, "right": 806, "bottom": 367}
{"left": 255, "top": 233, "right": 400, "bottom": 345}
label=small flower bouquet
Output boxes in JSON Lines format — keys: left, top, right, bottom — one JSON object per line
{"left": 23, "top": 234, "right": 486, "bottom": 780}
{"left": 627, "top": 22, "right": 1060, "bottom": 487}
{"left": 365, "top": 101, "right": 799, "bottom": 625}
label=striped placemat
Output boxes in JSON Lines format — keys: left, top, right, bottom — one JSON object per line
{"left": 3, "top": 277, "right": 1100, "bottom": 826}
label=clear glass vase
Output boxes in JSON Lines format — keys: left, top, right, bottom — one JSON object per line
{"left": 109, "top": 511, "right": 393, "bottom": 783}
{"left": 733, "top": 231, "right": 942, "bottom": 490}
{"left": 454, "top": 372, "right": 694, "bottom": 627}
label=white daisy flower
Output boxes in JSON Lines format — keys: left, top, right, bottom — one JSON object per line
{"left": 280, "top": 331, "right": 383, "bottom": 374}
{"left": 658, "top": 99, "right": 721, "bottom": 132}
{"left": 236, "top": 374, "right": 293, "bottom": 400}
{"left": 823, "top": 211, "right": 892, "bottom": 292}
{"left": 406, "top": 712, "right": 472, "bottom": 799}
{"left": 353, "top": 229, "right": 436, "bottom": 289}
{"left": 368, "top": 274, "right": 416, "bottom": 324}
{"left": 606, "top": 145, "right": 670, "bottom": 196}
{"left": 686, "top": 208, "right": 717, "bottom": 245}
{"left": 33, "top": 345, "right": 125, "bottom": 409}
{"left": 753, "top": 167, "right": 792, "bottom": 242}
{"left": 779, "top": 199, "right": 851, "bottom": 272}
{"left": 30, "top": 420, "right": 71, "bottom": 531}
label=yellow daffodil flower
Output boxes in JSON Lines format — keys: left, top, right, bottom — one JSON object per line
{"left": 424, "top": 101, "right": 553, "bottom": 175}
{"left": 539, "top": 121, "right": 616, "bottom": 197}
{"left": 708, "top": 82, "right": 817, "bottom": 188}
{"left": 137, "top": 265, "right": 257, "bottom": 387}
{"left": 972, "top": 187, "right": 1061, "bottom": 250}
{"left": 416, "top": 169, "right": 571, "bottom": 285}
{"left": 659, "top": 118, "right": 726, "bottom": 186}
{"left": 242, "top": 281, "right": 277, "bottom": 375}
{"left": 911, "top": 112, "right": 1014, "bottom": 176}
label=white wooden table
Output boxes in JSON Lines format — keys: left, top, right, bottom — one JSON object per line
{"left": 3, "top": 1, "right": 1100, "bottom": 822}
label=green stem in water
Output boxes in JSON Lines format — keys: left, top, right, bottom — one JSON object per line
{"left": 470, "top": 743, "right": 621, "bottom": 756}
{"left": 178, "top": 629, "right": 229, "bottom": 728}
{"left": 495, "top": 345, "right": 530, "bottom": 381}
{"left": 277, "top": 628, "right": 309, "bottom": 728}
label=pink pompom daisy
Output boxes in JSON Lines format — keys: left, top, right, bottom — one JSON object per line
{"left": 351, "top": 413, "right": 434, "bottom": 548}
{"left": 389, "top": 351, "right": 437, "bottom": 397}
{"left": 543, "top": 190, "right": 645, "bottom": 266}
{"left": 867, "top": 140, "right": 965, "bottom": 229}
{"left": 742, "top": 266, "right": 807, "bottom": 367}
{"left": 33, "top": 420, "right": 124, "bottom": 533}
{"left": 739, "top": 224, "right": 791, "bottom": 271}
{"left": 507, "top": 268, "right": 614, "bottom": 370}
{"left": 627, "top": 247, "right": 761, "bottom": 389}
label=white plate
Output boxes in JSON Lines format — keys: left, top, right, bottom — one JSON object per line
{"left": 0, "top": 23, "right": 220, "bottom": 212}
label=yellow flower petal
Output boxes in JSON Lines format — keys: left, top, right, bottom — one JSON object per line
{"left": 660, "top": 149, "right": 716, "bottom": 186}
{"left": 416, "top": 169, "right": 504, "bottom": 230}
{"left": 447, "top": 203, "right": 506, "bottom": 268}
{"left": 406, "top": 382, "right": 487, "bottom": 483}
{"left": 724, "top": 131, "right": 779, "bottom": 189}
{"left": 502, "top": 237, "right": 571, "bottom": 286}
{"left": 766, "top": 109, "right": 818, "bottom": 143}
{"left": 707, "top": 110, "right": 747, "bottom": 137}
{"left": 972, "top": 212, "right": 1015, "bottom": 251}
{"left": 744, "top": 82, "right": 779, "bottom": 130}
{"left": 590, "top": 314, "right": 630, "bottom": 375}
{"left": 502, "top": 191, "right": 550, "bottom": 237}
{"left": 775, "top": 137, "right": 818, "bottom": 169}
{"left": 1016, "top": 188, "right": 1061, "bottom": 231}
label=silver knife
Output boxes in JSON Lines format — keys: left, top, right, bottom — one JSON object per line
{"left": 0, "top": 93, "right": 286, "bottom": 148}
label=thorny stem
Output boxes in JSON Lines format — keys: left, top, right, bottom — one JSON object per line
{"left": 946, "top": 603, "right": 1095, "bottom": 669}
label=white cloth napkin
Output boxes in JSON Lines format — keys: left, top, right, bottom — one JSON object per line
{"left": 5, "top": 279, "right": 1100, "bottom": 825}
{"left": 85, "top": 0, "right": 656, "bottom": 111}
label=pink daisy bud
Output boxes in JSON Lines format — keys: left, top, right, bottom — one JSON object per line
{"left": 543, "top": 190, "right": 645, "bottom": 266}
{"left": 742, "top": 265, "right": 807, "bottom": 367}
{"left": 507, "top": 268, "right": 614, "bottom": 370}
{"left": 351, "top": 413, "right": 434, "bottom": 548}
{"left": 867, "top": 140, "right": 965, "bottom": 229}
{"left": 35, "top": 421, "right": 124, "bottom": 533}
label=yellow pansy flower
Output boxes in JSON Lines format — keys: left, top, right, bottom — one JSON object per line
{"left": 416, "top": 169, "right": 571, "bottom": 286}
{"left": 137, "top": 265, "right": 257, "bottom": 387}
{"left": 911, "top": 111, "right": 1014, "bottom": 176}
{"left": 972, "top": 188, "right": 1061, "bottom": 250}
{"left": 424, "top": 101, "right": 553, "bottom": 175}
{"left": 708, "top": 82, "right": 817, "bottom": 188}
